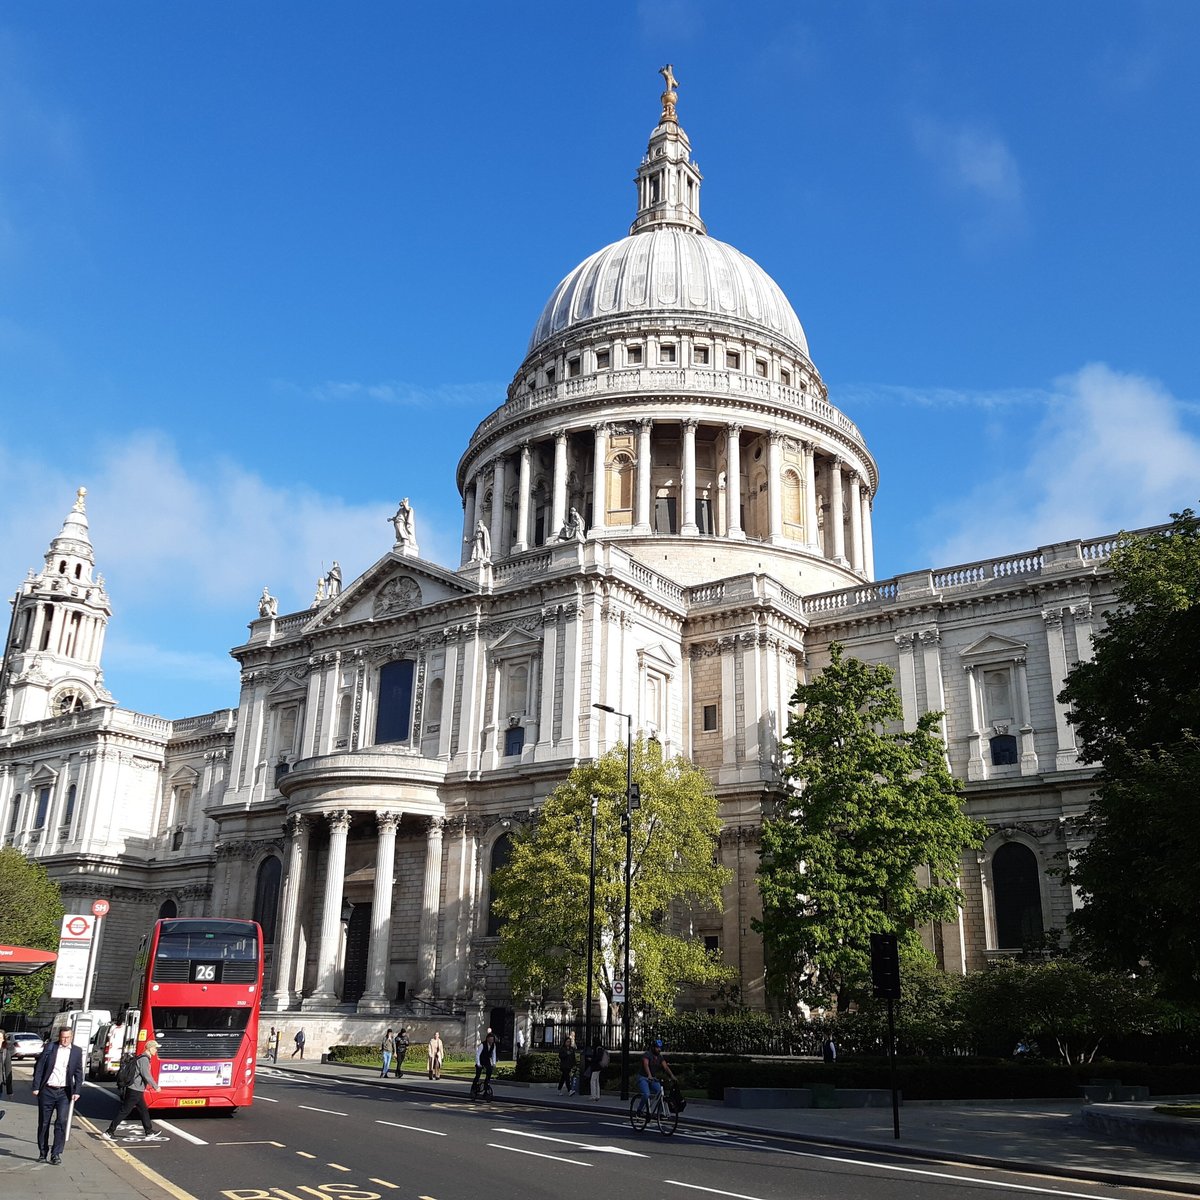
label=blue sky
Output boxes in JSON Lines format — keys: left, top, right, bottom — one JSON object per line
{"left": 2, "top": 1, "right": 1198, "bottom": 719}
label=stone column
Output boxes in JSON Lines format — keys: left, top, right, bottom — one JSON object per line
{"left": 357, "top": 810, "right": 401, "bottom": 1013}
{"left": 513, "top": 442, "right": 532, "bottom": 553}
{"left": 894, "top": 632, "right": 918, "bottom": 731}
{"left": 848, "top": 471, "right": 864, "bottom": 573}
{"left": 803, "top": 442, "right": 819, "bottom": 550}
{"left": 416, "top": 816, "right": 446, "bottom": 998}
{"left": 1044, "top": 609, "right": 1081, "bottom": 770}
{"left": 829, "top": 458, "right": 847, "bottom": 564}
{"left": 1071, "top": 602, "right": 1096, "bottom": 663}
{"left": 271, "top": 814, "right": 310, "bottom": 1009}
{"left": 461, "top": 486, "right": 477, "bottom": 568}
{"left": 1015, "top": 655, "right": 1039, "bottom": 775}
{"left": 860, "top": 486, "right": 875, "bottom": 579}
{"left": 964, "top": 665, "right": 987, "bottom": 781}
{"left": 767, "top": 433, "right": 784, "bottom": 543}
{"left": 489, "top": 456, "right": 508, "bottom": 557}
{"left": 303, "top": 809, "right": 351, "bottom": 1009}
{"left": 680, "top": 418, "right": 699, "bottom": 535}
{"left": 726, "top": 424, "right": 744, "bottom": 539}
{"left": 550, "top": 431, "right": 568, "bottom": 539}
{"left": 590, "top": 424, "right": 608, "bottom": 536}
{"left": 635, "top": 419, "right": 653, "bottom": 532}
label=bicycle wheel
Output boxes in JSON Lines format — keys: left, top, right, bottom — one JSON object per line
{"left": 629, "top": 1095, "right": 650, "bottom": 1131}
{"left": 655, "top": 1098, "right": 678, "bottom": 1136}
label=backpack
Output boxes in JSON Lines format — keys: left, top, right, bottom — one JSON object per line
{"left": 599, "top": 1049, "right": 611, "bottom": 1069}
{"left": 117, "top": 1053, "right": 138, "bottom": 1090}
{"left": 666, "top": 1079, "right": 688, "bottom": 1114}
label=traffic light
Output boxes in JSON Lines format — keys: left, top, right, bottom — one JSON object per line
{"left": 870, "top": 932, "right": 901, "bottom": 1000}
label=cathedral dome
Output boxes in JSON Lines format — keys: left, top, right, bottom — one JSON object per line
{"left": 526, "top": 229, "right": 810, "bottom": 360}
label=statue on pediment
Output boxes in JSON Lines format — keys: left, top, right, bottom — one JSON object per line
{"left": 391, "top": 498, "right": 419, "bottom": 555}
{"left": 326, "top": 561, "right": 342, "bottom": 598}
{"left": 258, "top": 587, "right": 278, "bottom": 618}
{"left": 470, "top": 520, "right": 491, "bottom": 563}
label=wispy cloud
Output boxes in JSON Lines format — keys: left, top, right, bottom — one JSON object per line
{"left": 911, "top": 115, "right": 1025, "bottom": 248}
{"left": 922, "top": 363, "right": 1200, "bottom": 565}
{"left": 273, "top": 378, "right": 502, "bottom": 408}
{"left": 837, "top": 381, "right": 1049, "bottom": 412}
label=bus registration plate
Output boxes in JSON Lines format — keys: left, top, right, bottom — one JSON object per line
{"left": 177, "top": 1098, "right": 207, "bottom": 1107}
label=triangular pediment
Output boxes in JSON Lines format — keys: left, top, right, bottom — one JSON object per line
{"left": 960, "top": 632, "right": 1028, "bottom": 662}
{"left": 302, "top": 553, "right": 477, "bottom": 632}
{"left": 638, "top": 642, "right": 678, "bottom": 672}
{"left": 489, "top": 625, "right": 543, "bottom": 653}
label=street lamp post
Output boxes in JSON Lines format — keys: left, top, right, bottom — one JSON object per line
{"left": 593, "top": 701, "right": 635, "bottom": 1100}
{"left": 584, "top": 795, "right": 598, "bottom": 1052}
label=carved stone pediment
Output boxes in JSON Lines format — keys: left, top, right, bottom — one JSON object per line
{"left": 959, "top": 633, "right": 1028, "bottom": 664}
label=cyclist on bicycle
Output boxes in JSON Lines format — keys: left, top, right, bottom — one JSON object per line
{"left": 473, "top": 1029, "right": 498, "bottom": 1096}
{"left": 637, "top": 1038, "right": 676, "bottom": 1110}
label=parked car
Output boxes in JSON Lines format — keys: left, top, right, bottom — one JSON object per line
{"left": 9, "top": 1031, "right": 45, "bottom": 1060}
{"left": 86, "top": 1021, "right": 126, "bottom": 1080}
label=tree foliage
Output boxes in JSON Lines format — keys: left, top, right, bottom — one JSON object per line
{"left": 0, "top": 846, "right": 64, "bottom": 1013}
{"left": 756, "top": 644, "right": 986, "bottom": 1010}
{"left": 1059, "top": 509, "right": 1200, "bottom": 1002}
{"left": 491, "top": 741, "right": 732, "bottom": 1013}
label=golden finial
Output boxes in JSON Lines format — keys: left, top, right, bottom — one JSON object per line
{"left": 72, "top": 486, "right": 87, "bottom": 513}
{"left": 659, "top": 63, "right": 679, "bottom": 123}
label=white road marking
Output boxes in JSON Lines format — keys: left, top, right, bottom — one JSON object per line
{"left": 298, "top": 1104, "right": 347, "bottom": 1116}
{"left": 369, "top": 1181, "right": 400, "bottom": 1190}
{"left": 666, "top": 1185, "right": 767, "bottom": 1200}
{"left": 296, "top": 1151, "right": 317, "bottom": 1158}
{"left": 153, "top": 1118, "right": 207, "bottom": 1145}
{"left": 214, "top": 1140, "right": 286, "bottom": 1147}
{"left": 492, "top": 1126, "right": 649, "bottom": 1157}
{"left": 328, "top": 1163, "right": 352, "bottom": 1172}
{"left": 255, "top": 1095, "right": 279, "bottom": 1102}
{"left": 376, "top": 1119, "right": 447, "bottom": 1136}
{"left": 488, "top": 1143, "right": 592, "bottom": 1167}
{"left": 672, "top": 1136, "right": 1132, "bottom": 1199}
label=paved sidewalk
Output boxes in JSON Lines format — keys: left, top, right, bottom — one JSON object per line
{"left": 0, "top": 1088, "right": 179, "bottom": 1200}
{"left": 265, "top": 1057, "right": 1200, "bottom": 1194}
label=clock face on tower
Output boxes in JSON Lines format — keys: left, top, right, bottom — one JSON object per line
{"left": 54, "top": 690, "right": 85, "bottom": 716}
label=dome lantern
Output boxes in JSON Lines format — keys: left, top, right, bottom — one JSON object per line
{"left": 630, "top": 64, "right": 706, "bottom": 237}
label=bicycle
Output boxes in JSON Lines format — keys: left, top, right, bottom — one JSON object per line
{"left": 628, "top": 1082, "right": 679, "bottom": 1136}
{"left": 470, "top": 1077, "right": 494, "bottom": 1103}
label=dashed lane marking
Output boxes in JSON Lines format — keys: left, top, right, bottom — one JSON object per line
{"left": 375, "top": 1119, "right": 447, "bottom": 1136}
{"left": 296, "top": 1151, "right": 317, "bottom": 1159}
{"left": 297, "top": 1105, "right": 347, "bottom": 1116}
{"left": 369, "top": 1180, "right": 399, "bottom": 1190}
{"left": 328, "top": 1163, "right": 352, "bottom": 1172}
{"left": 214, "top": 1140, "right": 286, "bottom": 1147}
{"left": 255, "top": 1095, "right": 279, "bottom": 1102}
{"left": 488, "top": 1143, "right": 592, "bottom": 1167}
{"left": 665, "top": 1184, "right": 766, "bottom": 1200}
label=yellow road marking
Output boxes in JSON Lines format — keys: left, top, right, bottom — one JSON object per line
{"left": 328, "top": 1162, "right": 352, "bottom": 1171}
{"left": 81, "top": 1113, "right": 202, "bottom": 1200}
{"left": 296, "top": 1150, "right": 317, "bottom": 1158}
{"left": 370, "top": 1181, "right": 400, "bottom": 1190}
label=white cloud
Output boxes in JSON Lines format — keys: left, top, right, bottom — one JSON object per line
{"left": 923, "top": 363, "right": 1200, "bottom": 566}
{"left": 837, "top": 381, "right": 1049, "bottom": 412}
{"left": 276, "top": 378, "right": 502, "bottom": 409}
{"left": 911, "top": 115, "right": 1025, "bottom": 247}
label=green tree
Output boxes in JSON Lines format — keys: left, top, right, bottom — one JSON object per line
{"left": 957, "top": 960, "right": 1154, "bottom": 1064}
{"left": 0, "top": 846, "right": 64, "bottom": 1013}
{"left": 1059, "top": 509, "right": 1200, "bottom": 1002}
{"left": 756, "top": 644, "right": 986, "bottom": 1010}
{"left": 491, "top": 740, "right": 732, "bottom": 1013}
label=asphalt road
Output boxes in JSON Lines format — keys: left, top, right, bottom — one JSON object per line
{"left": 72, "top": 1069, "right": 1179, "bottom": 1200}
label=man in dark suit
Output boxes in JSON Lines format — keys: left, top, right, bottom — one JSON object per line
{"left": 31, "top": 1026, "right": 84, "bottom": 1164}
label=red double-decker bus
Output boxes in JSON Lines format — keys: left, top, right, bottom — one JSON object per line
{"left": 123, "top": 917, "right": 263, "bottom": 1112}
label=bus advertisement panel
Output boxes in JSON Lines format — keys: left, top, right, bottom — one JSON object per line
{"left": 126, "top": 918, "right": 262, "bottom": 1111}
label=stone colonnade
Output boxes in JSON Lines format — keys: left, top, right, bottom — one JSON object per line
{"left": 271, "top": 809, "right": 446, "bottom": 1013}
{"left": 461, "top": 418, "right": 874, "bottom": 575}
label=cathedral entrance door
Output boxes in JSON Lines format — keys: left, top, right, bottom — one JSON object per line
{"left": 342, "top": 902, "right": 373, "bottom": 1004}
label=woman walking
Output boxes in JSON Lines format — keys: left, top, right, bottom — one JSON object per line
{"left": 427, "top": 1031, "right": 444, "bottom": 1080}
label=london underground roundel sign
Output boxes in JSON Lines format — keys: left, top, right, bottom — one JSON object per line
{"left": 65, "top": 915, "right": 90, "bottom": 937}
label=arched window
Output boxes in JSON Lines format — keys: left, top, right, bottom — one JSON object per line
{"left": 486, "top": 833, "right": 513, "bottom": 937}
{"left": 336, "top": 693, "right": 353, "bottom": 747}
{"left": 253, "top": 856, "right": 283, "bottom": 945}
{"left": 426, "top": 677, "right": 444, "bottom": 729}
{"left": 375, "top": 660, "right": 415, "bottom": 745}
{"left": 782, "top": 469, "right": 802, "bottom": 529}
{"left": 158, "top": 899, "right": 178, "bottom": 920}
{"left": 611, "top": 452, "right": 634, "bottom": 513}
{"left": 992, "top": 842, "right": 1044, "bottom": 949}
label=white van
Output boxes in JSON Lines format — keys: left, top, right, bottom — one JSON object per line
{"left": 86, "top": 1021, "right": 126, "bottom": 1080}
{"left": 48, "top": 1008, "right": 113, "bottom": 1037}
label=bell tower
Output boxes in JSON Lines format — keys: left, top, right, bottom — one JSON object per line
{"left": 630, "top": 64, "right": 706, "bottom": 237}
{"left": 0, "top": 488, "right": 113, "bottom": 727}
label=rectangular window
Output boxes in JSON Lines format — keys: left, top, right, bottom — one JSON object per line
{"left": 659, "top": 343, "right": 676, "bottom": 364}
{"left": 504, "top": 727, "right": 525, "bottom": 757}
{"left": 7, "top": 795, "right": 20, "bottom": 836}
{"left": 375, "top": 660, "right": 416, "bottom": 745}
{"left": 596, "top": 349, "right": 611, "bottom": 370}
{"left": 696, "top": 497, "right": 713, "bottom": 534}
{"left": 627, "top": 345, "right": 643, "bottom": 365}
{"left": 755, "top": 358, "right": 768, "bottom": 378}
{"left": 704, "top": 934, "right": 720, "bottom": 954}
{"left": 567, "top": 357, "right": 581, "bottom": 378}
{"left": 702, "top": 703, "right": 718, "bottom": 731}
{"left": 544, "top": 365, "right": 556, "bottom": 385}
{"left": 780, "top": 368, "right": 792, "bottom": 387}
{"left": 693, "top": 345, "right": 709, "bottom": 365}
{"left": 654, "top": 496, "right": 677, "bottom": 534}
{"left": 726, "top": 350, "right": 741, "bottom": 370}
{"left": 34, "top": 786, "right": 50, "bottom": 830}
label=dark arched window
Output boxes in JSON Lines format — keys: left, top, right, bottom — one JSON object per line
{"left": 375, "top": 660, "right": 415, "bottom": 745}
{"left": 486, "top": 833, "right": 513, "bottom": 937}
{"left": 992, "top": 842, "right": 1044, "bottom": 949}
{"left": 158, "top": 899, "right": 178, "bottom": 920}
{"left": 253, "top": 856, "right": 283, "bottom": 944}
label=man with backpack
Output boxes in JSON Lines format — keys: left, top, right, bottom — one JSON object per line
{"left": 102, "top": 1040, "right": 164, "bottom": 1141}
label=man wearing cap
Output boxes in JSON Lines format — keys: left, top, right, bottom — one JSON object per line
{"left": 102, "top": 1039, "right": 164, "bottom": 1141}
{"left": 31, "top": 1026, "right": 84, "bottom": 1164}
